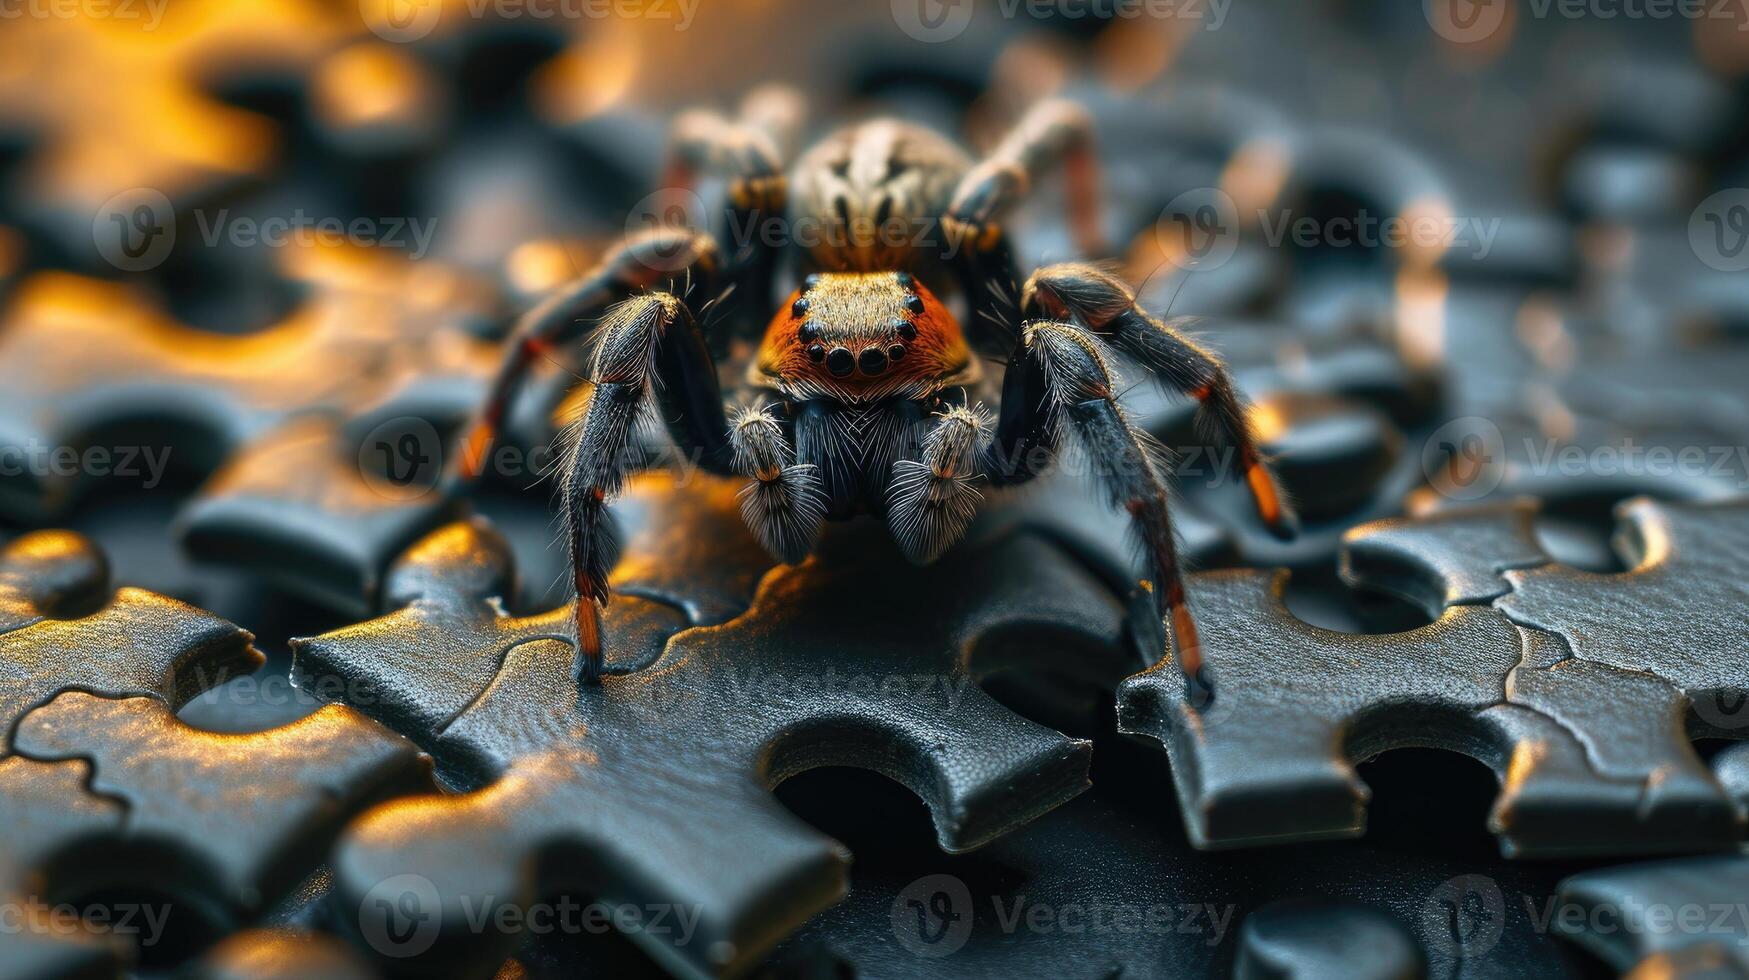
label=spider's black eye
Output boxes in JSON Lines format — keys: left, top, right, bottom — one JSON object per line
{"left": 792, "top": 296, "right": 810, "bottom": 317}
{"left": 826, "top": 347, "right": 855, "bottom": 377}
{"left": 894, "top": 271, "right": 913, "bottom": 289}
{"left": 903, "top": 294, "right": 924, "bottom": 315}
{"left": 806, "top": 343, "right": 826, "bottom": 362}
{"left": 858, "top": 347, "right": 888, "bottom": 375}
{"left": 891, "top": 318, "right": 917, "bottom": 341}
{"left": 803, "top": 273, "right": 822, "bottom": 291}
{"left": 799, "top": 320, "right": 822, "bottom": 343}
{"left": 888, "top": 344, "right": 907, "bottom": 361}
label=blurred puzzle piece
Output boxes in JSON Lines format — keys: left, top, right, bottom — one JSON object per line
{"left": 0, "top": 247, "right": 519, "bottom": 612}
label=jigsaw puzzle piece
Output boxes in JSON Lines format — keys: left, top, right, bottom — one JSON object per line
{"left": 1342, "top": 498, "right": 1748, "bottom": 855}
{"left": 177, "top": 417, "right": 462, "bottom": 616}
{"left": 1234, "top": 898, "right": 1425, "bottom": 980}
{"left": 190, "top": 929, "right": 376, "bottom": 980}
{"left": 1552, "top": 856, "right": 1749, "bottom": 977}
{"left": 1495, "top": 497, "right": 1749, "bottom": 732}
{"left": 1116, "top": 564, "right": 1521, "bottom": 849}
{"left": 0, "top": 529, "right": 259, "bottom": 738}
{"left": 297, "top": 472, "right": 1117, "bottom": 978}
{"left": 13, "top": 692, "right": 430, "bottom": 916}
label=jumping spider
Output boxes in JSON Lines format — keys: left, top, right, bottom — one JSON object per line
{"left": 448, "top": 95, "right": 1297, "bottom": 699}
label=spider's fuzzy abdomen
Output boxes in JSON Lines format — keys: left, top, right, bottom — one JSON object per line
{"left": 750, "top": 271, "right": 977, "bottom": 405}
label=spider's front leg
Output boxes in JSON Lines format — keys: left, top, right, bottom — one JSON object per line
{"left": 1021, "top": 263, "right": 1300, "bottom": 541}
{"left": 997, "top": 322, "right": 1211, "bottom": 701}
{"left": 560, "top": 291, "right": 735, "bottom": 684}
{"left": 446, "top": 228, "right": 733, "bottom": 685}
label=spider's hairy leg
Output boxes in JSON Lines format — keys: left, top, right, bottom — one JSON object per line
{"left": 729, "top": 401, "right": 826, "bottom": 564}
{"left": 664, "top": 92, "right": 797, "bottom": 336}
{"left": 446, "top": 228, "right": 719, "bottom": 493}
{"left": 562, "top": 291, "right": 731, "bottom": 685}
{"left": 1022, "top": 262, "right": 1299, "bottom": 541}
{"left": 947, "top": 97, "right": 1103, "bottom": 256}
{"left": 886, "top": 403, "right": 991, "bottom": 564}
{"left": 1020, "top": 321, "right": 1211, "bottom": 703}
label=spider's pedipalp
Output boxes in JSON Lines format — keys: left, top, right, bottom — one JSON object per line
{"left": 886, "top": 403, "right": 991, "bottom": 565}
{"left": 730, "top": 402, "right": 826, "bottom": 564}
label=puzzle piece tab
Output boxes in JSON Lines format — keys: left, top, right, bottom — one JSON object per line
{"left": 294, "top": 472, "right": 1122, "bottom": 978}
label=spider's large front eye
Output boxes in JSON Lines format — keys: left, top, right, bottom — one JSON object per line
{"left": 826, "top": 347, "right": 855, "bottom": 377}
{"left": 858, "top": 347, "right": 888, "bottom": 375}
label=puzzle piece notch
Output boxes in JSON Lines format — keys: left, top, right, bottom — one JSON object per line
{"left": 296, "top": 473, "right": 1121, "bottom": 979}
{"left": 1342, "top": 497, "right": 1749, "bottom": 855}
{"left": 1115, "top": 564, "right": 1522, "bottom": 850}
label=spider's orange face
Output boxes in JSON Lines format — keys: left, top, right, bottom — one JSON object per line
{"left": 750, "top": 272, "right": 976, "bottom": 403}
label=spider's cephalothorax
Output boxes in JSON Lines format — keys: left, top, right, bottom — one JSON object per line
{"left": 449, "top": 95, "right": 1297, "bottom": 701}
{"left": 753, "top": 272, "right": 975, "bottom": 403}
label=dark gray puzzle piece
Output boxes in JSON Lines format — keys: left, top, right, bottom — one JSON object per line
{"left": 1342, "top": 497, "right": 1749, "bottom": 854}
{"left": 293, "top": 472, "right": 1123, "bottom": 979}
{"left": 1553, "top": 856, "right": 1749, "bottom": 978}
{"left": 1235, "top": 898, "right": 1425, "bottom": 980}
{"left": 0, "top": 529, "right": 428, "bottom": 972}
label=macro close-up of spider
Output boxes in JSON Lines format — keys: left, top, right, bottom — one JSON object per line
{"left": 7, "top": 2, "right": 1747, "bottom": 975}
{"left": 447, "top": 96, "right": 1299, "bottom": 693}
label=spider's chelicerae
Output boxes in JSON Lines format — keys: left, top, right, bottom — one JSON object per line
{"left": 449, "top": 94, "right": 1298, "bottom": 700}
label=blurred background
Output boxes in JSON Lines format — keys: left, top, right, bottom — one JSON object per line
{"left": 1, "top": 0, "right": 1747, "bottom": 976}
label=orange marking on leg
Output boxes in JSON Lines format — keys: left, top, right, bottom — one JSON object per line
{"left": 574, "top": 582, "right": 604, "bottom": 685}
{"left": 1169, "top": 597, "right": 1202, "bottom": 682}
{"left": 1246, "top": 462, "right": 1284, "bottom": 528}
{"left": 458, "top": 420, "right": 495, "bottom": 480}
